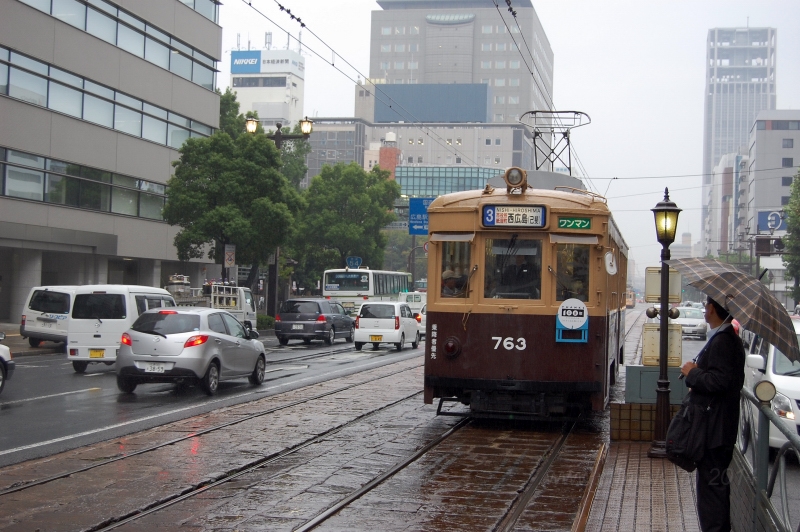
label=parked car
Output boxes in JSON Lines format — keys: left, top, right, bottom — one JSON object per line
{"left": 354, "top": 302, "right": 420, "bottom": 351}
{"left": 0, "top": 332, "right": 14, "bottom": 396}
{"left": 274, "top": 299, "right": 354, "bottom": 346}
{"left": 416, "top": 304, "right": 427, "bottom": 338}
{"left": 20, "top": 286, "right": 77, "bottom": 348}
{"left": 673, "top": 306, "right": 707, "bottom": 340}
{"left": 116, "top": 308, "right": 266, "bottom": 395}
{"left": 742, "top": 317, "right": 800, "bottom": 449}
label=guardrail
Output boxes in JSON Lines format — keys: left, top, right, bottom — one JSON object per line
{"left": 736, "top": 386, "right": 800, "bottom": 532}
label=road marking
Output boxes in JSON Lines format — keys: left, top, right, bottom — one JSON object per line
{"left": 83, "top": 373, "right": 105, "bottom": 377}
{"left": 0, "top": 388, "right": 103, "bottom": 407}
{"left": 264, "top": 365, "right": 308, "bottom": 373}
{"left": 0, "top": 354, "right": 421, "bottom": 457}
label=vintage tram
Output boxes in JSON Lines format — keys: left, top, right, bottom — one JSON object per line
{"left": 424, "top": 167, "right": 628, "bottom": 418}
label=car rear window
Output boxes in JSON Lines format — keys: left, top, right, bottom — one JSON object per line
{"left": 359, "top": 304, "right": 395, "bottom": 319}
{"left": 29, "top": 290, "right": 71, "bottom": 314}
{"left": 280, "top": 301, "right": 320, "bottom": 314}
{"left": 132, "top": 313, "right": 200, "bottom": 335}
{"left": 72, "top": 294, "right": 126, "bottom": 319}
{"left": 681, "top": 309, "right": 703, "bottom": 319}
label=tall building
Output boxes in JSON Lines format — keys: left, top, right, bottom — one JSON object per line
{"left": 369, "top": 0, "right": 553, "bottom": 124}
{"left": 0, "top": 0, "right": 222, "bottom": 322}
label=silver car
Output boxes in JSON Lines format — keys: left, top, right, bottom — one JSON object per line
{"left": 673, "top": 306, "right": 708, "bottom": 340}
{"left": 116, "top": 308, "right": 266, "bottom": 395}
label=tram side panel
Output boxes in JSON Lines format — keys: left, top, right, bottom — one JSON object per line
{"left": 424, "top": 310, "right": 609, "bottom": 414}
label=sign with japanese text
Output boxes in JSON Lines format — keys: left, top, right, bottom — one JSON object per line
{"left": 482, "top": 205, "right": 545, "bottom": 228}
{"left": 557, "top": 217, "right": 591, "bottom": 230}
{"left": 409, "top": 197, "right": 435, "bottom": 235}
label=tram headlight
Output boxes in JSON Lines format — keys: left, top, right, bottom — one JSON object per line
{"left": 443, "top": 336, "right": 462, "bottom": 359}
{"left": 503, "top": 167, "right": 527, "bottom": 190}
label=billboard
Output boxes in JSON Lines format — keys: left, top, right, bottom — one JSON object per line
{"left": 757, "top": 210, "right": 787, "bottom": 233}
{"left": 230, "top": 49, "right": 305, "bottom": 78}
{"left": 231, "top": 50, "right": 261, "bottom": 74}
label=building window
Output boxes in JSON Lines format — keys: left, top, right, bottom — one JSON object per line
{"left": 481, "top": 61, "right": 492, "bottom": 69}
{"left": 481, "top": 43, "right": 492, "bottom": 51}
{"left": 495, "top": 138, "right": 501, "bottom": 145}
{"left": 395, "top": 26, "right": 405, "bottom": 35}
{"left": 410, "top": 26, "right": 419, "bottom": 35}
{"left": 381, "top": 44, "right": 391, "bottom": 52}
{"left": 418, "top": 138, "right": 424, "bottom": 145}
{"left": 480, "top": 78, "right": 489, "bottom": 84}
{"left": 756, "top": 121, "right": 766, "bottom": 130}
{"left": 508, "top": 95, "right": 519, "bottom": 104}
{"left": 482, "top": 25, "right": 493, "bottom": 34}
{"left": 784, "top": 139, "right": 794, "bottom": 149}
{"left": 782, "top": 176, "right": 793, "bottom": 186}
{"left": 496, "top": 43, "right": 507, "bottom": 52}
{"left": 417, "top": 156, "right": 423, "bottom": 163}
{"left": 509, "top": 78, "right": 520, "bottom": 86}
{"left": 782, "top": 196, "right": 791, "bottom": 206}
{"left": 456, "top": 157, "right": 462, "bottom": 164}
{"left": 494, "top": 96, "right": 505, "bottom": 104}
{"left": 495, "top": 79, "right": 505, "bottom": 86}
{"left": 408, "top": 61, "right": 418, "bottom": 70}
{"left": 456, "top": 138, "right": 462, "bottom": 145}
{"left": 409, "top": 43, "right": 419, "bottom": 52}
{"left": 446, "top": 139, "right": 452, "bottom": 145}
{"left": 783, "top": 158, "right": 794, "bottom": 168}
{"left": 510, "top": 60, "right": 520, "bottom": 69}
{"left": 408, "top": 138, "right": 413, "bottom": 145}
{"left": 494, "top": 156, "right": 501, "bottom": 164}
{"left": 394, "top": 62, "right": 404, "bottom": 69}
{"left": 408, "top": 156, "right": 413, "bottom": 163}
{"left": 381, "top": 26, "right": 391, "bottom": 35}
{"left": 380, "top": 61, "right": 390, "bottom": 70}
{"left": 395, "top": 44, "right": 405, "bottom": 52}
{"left": 485, "top": 138, "right": 491, "bottom": 146}
{"left": 495, "top": 61, "right": 506, "bottom": 69}
{"left": 494, "top": 114, "right": 504, "bottom": 122}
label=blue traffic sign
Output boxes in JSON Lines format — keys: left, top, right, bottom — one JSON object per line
{"left": 346, "top": 256, "right": 362, "bottom": 269}
{"left": 409, "top": 197, "right": 435, "bottom": 236}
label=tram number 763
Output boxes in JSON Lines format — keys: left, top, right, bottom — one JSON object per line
{"left": 492, "top": 337, "right": 527, "bottom": 350}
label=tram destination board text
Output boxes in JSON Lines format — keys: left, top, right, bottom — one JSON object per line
{"left": 482, "top": 205, "right": 545, "bottom": 228}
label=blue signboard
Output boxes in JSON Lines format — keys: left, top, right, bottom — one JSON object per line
{"left": 231, "top": 50, "right": 261, "bottom": 73}
{"left": 346, "top": 256, "right": 362, "bottom": 269}
{"left": 409, "top": 197, "right": 435, "bottom": 235}
{"left": 758, "top": 210, "right": 787, "bottom": 232}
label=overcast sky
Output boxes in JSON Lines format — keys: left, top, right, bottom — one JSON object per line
{"left": 217, "top": 0, "right": 800, "bottom": 277}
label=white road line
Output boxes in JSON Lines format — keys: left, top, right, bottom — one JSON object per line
{"left": 0, "top": 355, "right": 420, "bottom": 457}
{"left": 0, "top": 388, "right": 103, "bottom": 407}
{"left": 264, "top": 365, "right": 308, "bottom": 373}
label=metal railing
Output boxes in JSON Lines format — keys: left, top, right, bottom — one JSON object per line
{"left": 738, "top": 387, "right": 800, "bottom": 532}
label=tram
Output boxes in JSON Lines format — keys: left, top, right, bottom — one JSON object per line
{"left": 424, "top": 167, "right": 628, "bottom": 418}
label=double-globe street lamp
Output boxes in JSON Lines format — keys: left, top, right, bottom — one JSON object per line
{"left": 648, "top": 188, "right": 681, "bottom": 459}
{"left": 245, "top": 117, "right": 313, "bottom": 316}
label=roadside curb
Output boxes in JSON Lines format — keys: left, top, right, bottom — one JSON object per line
{"left": 10, "top": 348, "right": 63, "bottom": 358}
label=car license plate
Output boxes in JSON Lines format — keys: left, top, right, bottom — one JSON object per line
{"left": 89, "top": 349, "right": 105, "bottom": 359}
{"left": 145, "top": 362, "right": 166, "bottom": 373}
{"left": 370, "top": 335, "right": 382, "bottom": 342}
{"left": 292, "top": 324, "right": 303, "bottom": 330}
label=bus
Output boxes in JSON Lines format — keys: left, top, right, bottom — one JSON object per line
{"left": 322, "top": 268, "right": 412, "bottom": 312}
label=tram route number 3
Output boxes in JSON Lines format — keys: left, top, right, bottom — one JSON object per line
{"left": 492, "top": 337, "right": 527, "bottom": 350}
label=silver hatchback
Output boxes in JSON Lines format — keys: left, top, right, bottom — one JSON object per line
{"left": 116, "top": 308, "right": 266, "bottom": 395}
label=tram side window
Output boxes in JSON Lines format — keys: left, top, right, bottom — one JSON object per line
{"left": 439, "top": 241, "right": 471, "bottom": 298}
{"left": 484, "top": 238, "right": 542, "bottom": 299}
{"left": 555, "top": 244, "right": 590, "bottom": 302}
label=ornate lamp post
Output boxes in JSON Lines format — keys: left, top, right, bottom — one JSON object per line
{"left": 648, "top": 188, "right": 681, "bottom": 458}
{"left": 245, "top": 117, "right": 313, "bottom": 316}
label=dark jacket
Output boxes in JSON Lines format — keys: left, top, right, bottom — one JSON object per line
{"left": 685, "top": 323, "right": 746, "bottom": 449}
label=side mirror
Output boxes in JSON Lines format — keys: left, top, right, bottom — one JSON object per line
{"left": 746, "top": 354, "right": 766, "bottom": 373}
{"left": 249, "top": 329, "right": 260, "bottom": 340}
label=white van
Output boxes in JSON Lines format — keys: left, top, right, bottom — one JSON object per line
{"left": 20, "top": 286, "right": 78, "bottom": 347}
{"left": 743, "top": 316, "right": 800, "bottom": 449}
{"left": 67, "top": 285, "right": 176, "bottom": 373}
{"left": 401, "top": 291, "right": 427, "bottom": 314}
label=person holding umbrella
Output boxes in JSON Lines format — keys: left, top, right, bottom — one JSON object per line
{"left": 680, "top": 296, "right": 745, "bottom": 532}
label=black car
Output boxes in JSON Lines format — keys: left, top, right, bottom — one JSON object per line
{"left": 274, "top": 299, "right": 355, "bottom": 345}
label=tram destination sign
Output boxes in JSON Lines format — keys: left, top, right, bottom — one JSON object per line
{"left": 482, "top": 205, "right": 545, "bottom": 228}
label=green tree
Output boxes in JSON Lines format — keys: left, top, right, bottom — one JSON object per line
{"left": 163, "top": 131, "right": 304, "bottom": 287}
{"left": 783, "top": 169, "right": 800, "bottom": 304}
{"left": 279, "top": 123, "right": 312, "bottom": 189}
{"left": 298, "top": 163, "right": 400, "bottom": 271}
{"left": 217, "top": 87, "right": 246, "bottom": 140}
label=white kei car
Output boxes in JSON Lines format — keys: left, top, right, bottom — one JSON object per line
{"left": 354, "top": 302, "right": 420, "bottom": 351}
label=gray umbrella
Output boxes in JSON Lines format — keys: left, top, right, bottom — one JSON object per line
{"left": 665, "top": 257, "right": 799, "bottom": 362}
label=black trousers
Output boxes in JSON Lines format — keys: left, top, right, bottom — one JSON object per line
{"left": 696, "top": 444, "right": 735, "bottom": 532}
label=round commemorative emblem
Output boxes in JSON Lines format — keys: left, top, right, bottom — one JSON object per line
{"left": 557, "top": 298, "right": 588, "bottom": 329}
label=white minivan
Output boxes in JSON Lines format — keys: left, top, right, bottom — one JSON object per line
{"left": 20, "top": 286, "right": 77, "bottom": 347}
{"left": 743, "top": 316, "right": 800, "bottom": 449}
{"left": 67, "top": 285, "right": 176, "bottom": 373}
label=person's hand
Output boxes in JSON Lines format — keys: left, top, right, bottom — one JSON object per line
{"left": 681, "top": 361, "right": 697, "bottom": 377}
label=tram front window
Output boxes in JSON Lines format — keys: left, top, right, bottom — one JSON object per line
{"left": 439, "top": 241, "right": 471, "bottom": 298}
{"left": 555, "top": 243, "right": 590, "bottom": 302}
{"left": 485, "top": 238, "right": 542, "bottom": 299}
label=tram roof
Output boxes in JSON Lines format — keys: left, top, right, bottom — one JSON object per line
{"left": 428, "top": 186, "right": 612, "bottom": 213}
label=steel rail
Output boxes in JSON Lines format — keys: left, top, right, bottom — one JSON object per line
{"left": 0, "top": 360, "right": 423, "bottom": 497}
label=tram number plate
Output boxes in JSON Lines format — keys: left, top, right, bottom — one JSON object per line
{"left": 483, "top": 205, "right": 545, "bottom": 228}
{"left": 492, "top": 337, "right": 527, "bottom": 350}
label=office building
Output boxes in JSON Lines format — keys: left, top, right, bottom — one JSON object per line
{"left": 0, "top": 0, "right": 222, "bottom": 322}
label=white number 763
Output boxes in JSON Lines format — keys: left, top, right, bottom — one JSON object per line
{"left": 492, "top": 337, "right": 527, "bottom": 350}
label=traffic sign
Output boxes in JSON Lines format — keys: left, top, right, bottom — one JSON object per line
{"left": 409, "top": 197, "right": 434, "bottom": 236}
{"left": 224, "top": 244, "right": 236, "bottom": 267}
{"left": 423, "top": 241, "right": 429, "bottom": 253}
{"left": 346, "top": 256, "right": 362, "bottom": 269}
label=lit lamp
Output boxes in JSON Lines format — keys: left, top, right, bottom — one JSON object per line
{"left": 648, "top": 187, "right": 681, "bottom": 458}
{"left": 245, "top": 117, "right": 259, "bottom": 134}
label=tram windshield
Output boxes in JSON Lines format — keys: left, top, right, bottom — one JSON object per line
{"left": 484, "top": 237, "right": 542, "bottom": 299}
{"left": 439, "top": 241, "right": 471, "bottom": 298}
{"left": 555, "top": 243, "right": 590, "bottom": 302}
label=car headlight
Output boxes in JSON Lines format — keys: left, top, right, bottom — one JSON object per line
{"left": 772, "top": 392, "right": 795, "bottom": 420}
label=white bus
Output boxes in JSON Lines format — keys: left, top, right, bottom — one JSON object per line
{"left": 322, "top": 268, "right": 412, "bottom": 312}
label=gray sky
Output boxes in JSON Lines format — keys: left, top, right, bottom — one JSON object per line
{"left": 218, "top": 0, "right": 800, "bottom": 277}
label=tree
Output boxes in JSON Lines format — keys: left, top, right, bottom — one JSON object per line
{"left": 298, "top": 163, "right": 400, "bottom": 271}
{"left": 163, "top": 131, "right": 304, "bottom": 287}
{"left": 783, "top": 169, "right": 800, "bottom": 305}
{"left": 218, "top": 87, "right": 246, "bottom": 140}
{"left": 279, "top": 123, "right": 312, "bottom": 189}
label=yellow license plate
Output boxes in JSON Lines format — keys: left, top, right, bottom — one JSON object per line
{"left": 370, "top": 335, "right": 383, "bottom": 342}
{"left": 89, "top": 349, "right": 105, "bottom": 359}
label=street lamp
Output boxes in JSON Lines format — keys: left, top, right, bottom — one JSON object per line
{"left": 648, "top": 187, "right": 681, "bottom": 459}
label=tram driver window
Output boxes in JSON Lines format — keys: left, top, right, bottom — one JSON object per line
{"left": 484, "top": 238, "right": 542, "bottom": 299}
{"left": 555, "top": 243, "right": 590, "bottom": 302}
{"left": 439, "top": 241, "right": 471, "bottom": 298}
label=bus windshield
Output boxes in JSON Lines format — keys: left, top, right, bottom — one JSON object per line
{"left": 324, "top": 271, "right": 370, "bottom": 292}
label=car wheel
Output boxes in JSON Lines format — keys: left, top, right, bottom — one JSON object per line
{"left": 200, "top": 362, "right": 219, "bottom": 396}
{"left": 395, "top": 333, "right": 405, "bottom": 351}
{"left": 28, "top": 337, "right": 41, "bottom": 348}
{"left": 346, "top": 325, "right": 355, "bottom": 343}
{"left": 412, "top": 331, "right": 420, "bottom": 349}
{"left": 116, "top": 375, "right": 137, "bottom": 393}
{"left": 303, "top": 338, "right": 312, "bottom": 345}
{"left": 278, "top": 337, "right": 289, "bottom": 346}
{"left": 325, "top": 327, "right": 335, "bottom": 345}
{"left": 372, "top": 343, "right": 380, "bottom": 350}
{"left": 72, "top": 361, "right": 88, "bottom": 373}
{"left": 249, "top": 355, "right": 266, "bottom": 385}
{"left": 701, "top": 335, "right": 707, "bottom": 341}
{"left": 0, "top": 363, "right": 6, "bottom": 395}
{"left": 355, "top": 342, "right": 364, "bottom": 351}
